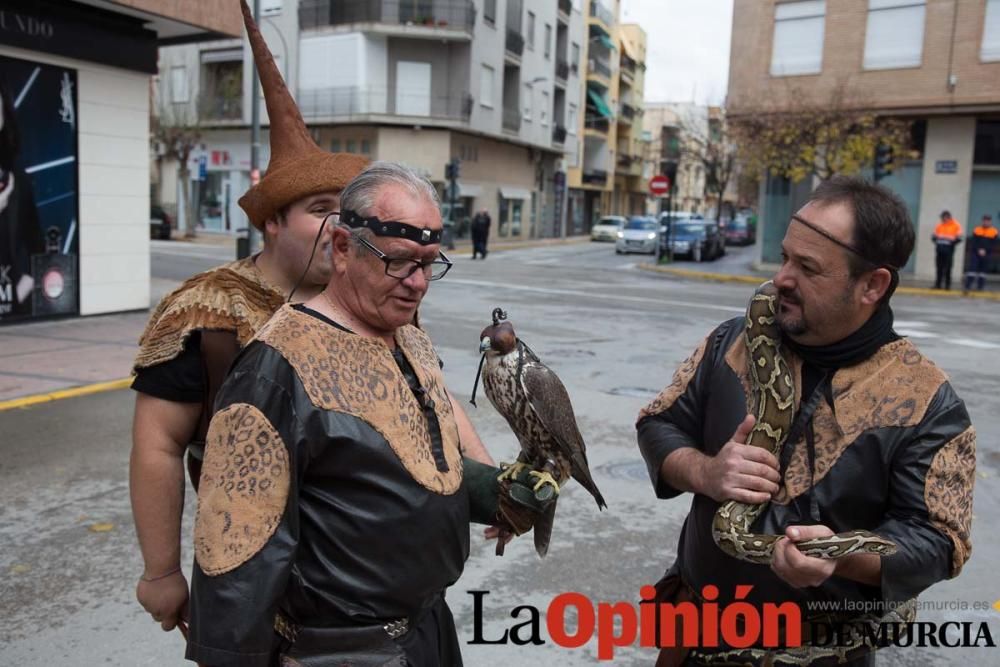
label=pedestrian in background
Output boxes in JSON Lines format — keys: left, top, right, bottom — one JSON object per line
{"left": 471, "top": 208, "right": 491, "bottom": 259}
{"left": 932, "top": 210, "right": 963, "bottom": 290}
{"left": 964, "top": 214, "right": 997, "bottom": 293}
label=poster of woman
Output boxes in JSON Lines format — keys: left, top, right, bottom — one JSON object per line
{"left": 0, "top": 53, "right": 78, "bottom": 322}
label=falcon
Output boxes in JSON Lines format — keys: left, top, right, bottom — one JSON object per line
{"left": 476, "top": 308, "right": 607, "bottom": 556}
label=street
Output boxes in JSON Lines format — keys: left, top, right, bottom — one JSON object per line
{"left": 2, "top": 240, "right": 999, "bottom": 665}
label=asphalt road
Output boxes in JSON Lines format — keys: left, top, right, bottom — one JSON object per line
{"left": 2, "top": 240, "right": 998, "bottom": 665}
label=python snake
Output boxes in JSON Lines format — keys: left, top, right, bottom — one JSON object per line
{"left": 700, "top": 281, "right": 914, "bottom": 665}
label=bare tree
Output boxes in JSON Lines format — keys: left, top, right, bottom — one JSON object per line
{"left": 681, "top": 108, "right": 739, "bottom": 220}
{"left": 730, "top": 81, "right": 913, "bottom": 184}
{"left": 151, "top": 74, "right": 201, "bottom": 238}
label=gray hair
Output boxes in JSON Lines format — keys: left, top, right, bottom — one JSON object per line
{"left": 339, "top": 161, "right": 440, "bottom": 221}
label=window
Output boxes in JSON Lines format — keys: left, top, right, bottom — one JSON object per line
{"left": 261, "top": 0, "right": 282, "bottom": 16}
{"left": 483, "top": 0, "right": 496, "bottom": 25}
{"left": 983, "top": 0, "right": 1000, "bottom": 61}
{"left": 540, "top": 91, "right": 549, "bottom": 126}
{"left": 545, "top": 24, "right": 553, "bottom": 59}
{"left": 568, "top": 103, "right": 578, "bottom": 134}
{"left": 330, "top": 139, "right": 341, "bottom": 152}
{"left": 361, "top": 139, "right": 371, "bottom": 155}
{"left": 523, "top": 83, "right": 533, "bottom": 121}
{"left": 480, "top": 64, "right": 494, "bottom": 107}
{"left": 571, "top": 43, "right": 580, "bottom": 74}
{"left": 170, "top": 66, "right": 189, "bottom": 103}
{"left": 346, "top": 140, "right": 357, "bottom": 153}
{"left": 769, "top": 0, "right": 825, "bottom": 76}
{"left": 863, "top": 0, "right": 925, "bottom": 70}
{"left": 527, "top": 12, "right": 536, "bottom": 50}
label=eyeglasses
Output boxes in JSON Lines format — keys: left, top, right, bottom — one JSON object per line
{"left": 354, "top": 234, "right": 453, "bottom": 281}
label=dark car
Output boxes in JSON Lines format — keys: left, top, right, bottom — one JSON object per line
{"left": 664, "top": 220, "right": 725, "bottom": 262}
{"left": 724, "top": 216, "right": 756, "bottom": 246}
{"left": 150, "top": 205, "right": 172, "bottom": 240}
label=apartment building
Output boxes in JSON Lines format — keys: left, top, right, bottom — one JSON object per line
{"left": 729, "top": 0, "right": 1000, "bottom": 281}
{"left": 156, "top": 0, "right": 588, "bottom": 240}
{"left": 611, "top": 23, "right": 649, "bottom": 216}
{"left": 0, "top": 0, "right": 239, "bottom": 322}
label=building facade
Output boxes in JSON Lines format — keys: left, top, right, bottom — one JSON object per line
{"left": 728, "top": 0, "right": 1000, "bottom": 281}
{"left": 156, "top": 0, "right": 590, "bottom": 240}
{"left": 0, "top": 0, "right": 238, "bottom": 323}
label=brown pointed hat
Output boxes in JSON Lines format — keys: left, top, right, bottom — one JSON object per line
{"left": 237, "top": 0, "right": 368, "bottom": 229}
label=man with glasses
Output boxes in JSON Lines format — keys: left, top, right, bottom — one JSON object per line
{"left": 637, "top": 177, "right": 975, "bottom": 665}
{"left": 185, "top": 162, "right": 551, "bottom": 667}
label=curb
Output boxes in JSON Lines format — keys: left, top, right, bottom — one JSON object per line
{"left": 637, "top": 264, "right": 1000, "bottom": 301}
{"left": 0, "top": 377, "right": 132, "bottom": 412}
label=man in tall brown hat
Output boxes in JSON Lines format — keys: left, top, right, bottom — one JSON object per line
{"left": 127, "top": 0, "right": 370, "bottom": 634}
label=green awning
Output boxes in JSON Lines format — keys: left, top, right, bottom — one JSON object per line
{"left": 599, "top": 34, "right": 615, "bottom": 50}
{"left": 587, "top": 87, "right": 613, "bottom": 119}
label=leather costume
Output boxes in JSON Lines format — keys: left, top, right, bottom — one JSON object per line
{"left": 187, "top": 305, "right": 471, "bottom": 667}
{"left": 132, "top": 256, "right": 286, "bottom": 484}
{"left": 636, "top": 316, "right": 976, "bottom": 662}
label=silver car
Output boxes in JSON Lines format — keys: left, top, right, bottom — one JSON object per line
{"left": 615, "top": 216, "right": 660, "bottom": 254}
{"left": 591, "top": 215, "right": 626, "bottom": 242}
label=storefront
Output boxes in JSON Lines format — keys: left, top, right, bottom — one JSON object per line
{"left": 0, "top": 0, "right": 236, "bottom": 323}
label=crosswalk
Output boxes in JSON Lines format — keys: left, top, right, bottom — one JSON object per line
{"left": 895, "top": 320, "right": 1000, "bottom": 349}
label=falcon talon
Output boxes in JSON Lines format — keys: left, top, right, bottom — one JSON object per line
{"left": 496, "top": 461, "right": 528, "bottom": 482}
{"left": 528, "top": 471, "right": 561, "bottom": 495}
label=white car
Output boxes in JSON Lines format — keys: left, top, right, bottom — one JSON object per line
{"left": 591, "top": 215, "right": 626, "bottom": 242}
{"left": 615, "top": 216, "right": 660, "bottom": 254}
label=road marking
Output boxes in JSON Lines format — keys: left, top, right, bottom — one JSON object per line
{"left": 0, "top": 377, "right": 132, "bottom": 412}
{"left": 951, "top": 338, "right": 1000, "bottom": 350}
{"left": 446, "top": 279, "right": 746, "bottom": 314}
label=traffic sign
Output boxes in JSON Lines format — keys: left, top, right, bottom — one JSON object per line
{"left": 649, "top": 174, "right": 671, "bottom": 196}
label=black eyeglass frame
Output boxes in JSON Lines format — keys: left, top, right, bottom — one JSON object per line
{"left": 353, "top": 233, "right": 454, "bottom": 281}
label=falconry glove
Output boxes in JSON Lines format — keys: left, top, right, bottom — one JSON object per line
{"left": 463, "top": 458, "right": 555, "bottom": 535}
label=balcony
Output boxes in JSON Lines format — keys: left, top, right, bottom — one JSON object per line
{"left": 502, "top": 106, "right": 521, "bottom": 133}
{"left": 582, "top": 169, "right": 608, "bottom": 186}
{"left": 558, "top": 0, "right": 572, "bottom": 20}
{"left": 198, "top": 92, "right": 242, "bottom": 122}
{"left": 584, "top": 116, "right": 610, "bottom": 134}
{"left": 555, "top": 59, "right": 569, "bottom": 84}
{"left": 589, "top": 0, "right": 614, "bottom": 28}
{"left": 618, "top": 103, "right": 636, "bottom": 125}
{"left": 589, "top": 57, "right": 611, "bottom": 80}
{"left": 299, "top": 0, "right": 475, "bottom": 37}
{"left": 616, "top": 153, "right": 642, "bottom": 176}
{"left": 505, "top": 28, "right": 525, "bottom": 57}
{"left": 552, "top": 125, "right": 567, "bottom": 145}
{"left": 298, "top": 85, "right": 472, "bottom": 124}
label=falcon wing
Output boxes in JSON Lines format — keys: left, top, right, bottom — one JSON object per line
{"left": 520, "top": 360, "right": 607, "bottom": 509}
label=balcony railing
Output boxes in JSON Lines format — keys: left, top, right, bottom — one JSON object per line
{"left": 589, "top": 58, "right": 611, "bottom": 79}
{"left": 558, "top": 0, "right": 572, "bottom": 18}
{"left": 297, "top": 85, "right": 472, "bottom": 122}
{"left": 582, "top": 169, "right": 608, "bottom": 185}
{"left": 502, "top": 106, "right": 521, "bottom": 132}
{"left": 505, "top": 28, "right": 525, "bottom": 56}
{"left": 589, "top": 0, "right": 614, "bottom": 27}
{"left": 299, "top": 0, "right": 475, "bottom": 32}
{"left": 199, "top": 92, "right": 242, "bottom": 121}
{"left": 555, "top": 59, "right": 569, "bottom": 82}
{"left": 619, "top": 103, "right": 636, "bottom": 121}
{"left": 584, "top": 116, "right": 609, "bottom": 133}
{"left": 552, "top": 125, "right": 567, "bottom": 144}
{"left": 621, "top": 57, "right": 636, "bottom": 76}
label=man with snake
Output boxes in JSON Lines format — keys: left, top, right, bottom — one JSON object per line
{"left": 637, "top": 176, "right": 976, "bottom": 666}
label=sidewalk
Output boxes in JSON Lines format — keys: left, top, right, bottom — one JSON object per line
{"left": 637, "top": 253, "right": 1000, "bottom": 301}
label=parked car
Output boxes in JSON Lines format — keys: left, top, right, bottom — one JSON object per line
{"left": 591, "top": 215, "right": 626, "bottom": 242}
{"left": 665, "top": 220, "right": 725, "bottom": 261}
{"left": 150, "top": 205, "right": 172, "bottom": 240}
{"left": 723, "top": 215, "right": 757, "bottom": 246}
{"left": 615, "top": 216, "right": 660, "bottom": 254}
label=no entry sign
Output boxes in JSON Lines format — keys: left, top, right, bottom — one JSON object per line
{"left": 649, "top": 175, "right": 671, "bottom": 196}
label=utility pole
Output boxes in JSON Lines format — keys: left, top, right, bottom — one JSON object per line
{"left": 241, "top": 0, "right": 262, "bottom": 259}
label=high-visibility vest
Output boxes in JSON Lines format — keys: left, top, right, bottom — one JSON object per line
{"left": 973, "top": 225, "right": 998, "bottom": 240}
{"left": 934, "top": 219, "right": 963, "bottom": 240}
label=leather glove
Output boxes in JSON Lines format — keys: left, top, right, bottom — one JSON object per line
{"left": 463, "top": 458, "right": 556, "bottom": 535}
